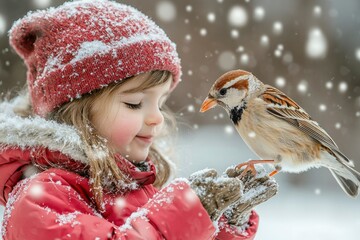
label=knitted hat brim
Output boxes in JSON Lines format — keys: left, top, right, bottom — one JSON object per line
{"left": 31, "top": 39, "right": 180, "bottom": 116}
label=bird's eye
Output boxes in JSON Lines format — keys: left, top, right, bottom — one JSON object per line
{"left": 219, "top": 88, "right": 227, "bottom": 96}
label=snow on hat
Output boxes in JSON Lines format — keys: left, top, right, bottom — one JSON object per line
{"left": 9, "top": 0, "right": 181, "bottom": 116}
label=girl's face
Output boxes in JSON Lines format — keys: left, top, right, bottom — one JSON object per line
{"left": 91, "top": 73, "right": 172, "bottom": 163}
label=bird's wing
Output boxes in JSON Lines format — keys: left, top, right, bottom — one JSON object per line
{"left": 260, "top": 86, "right": 352, "bottom": 165}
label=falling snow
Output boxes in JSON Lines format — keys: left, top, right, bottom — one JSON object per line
{"left": 187, "top": 105, "right": 195, "bottom": 112}
{"left": 199, "top": 28, "right": 207, "bottom": 36}
{"left": 237, "top": 46, "right": 245, "bottom": 52}
{"left": 240, "top": 54, "right": 249, "bottom": 65}
{"left": 260, "top": 35, "right": 269, "bottom": 47}
{"left": 275, "top": 77, "right": 286, "bottom": 88}
{"left": 218, "top": 51, "right": 236, "bottom": 71}
{"left": 228, "top": 6, "right": 248, "bottom": 27}
{"left": 355, "top": 48, "right": 360, "bottom": 61}
{"left": 306, "top": 28, "right": 328, "bottom": 59}
{"left": 248, "top": 131, "right": 256, "bottom": 138}
{"left": 282, "top": 52, "right": 293, "bottom": 63}
{"left": 297, "top": 80, "right": 308, "bottom": 94}
{"left": 115, "top": 197, "right": 126, "bottom": 209}
{"left": 313, "top": 6, "right": 322, "bottom": 17}
{"left": 272, "top": 21, "right": 283, "bottom": 35}
{"left": 274, "top": 45, "right": 284, "bottom": 58}
{"left": 207, "top": 13, "right": 216, "bottom": 23}
{"left": 29, "top": 184, "right": 44, "bottom": 199}
{"left": 0, "top": 14, "right": 6, "bottom": 35}
{"left": 156, "top": 1, "right": 176, "bottom": 22}
{"left": 338, "top": 81, "right": 348, "bottom": 93}
{"left": 224, "top": 125, "right": 234, "bottom": 135}
{"left": 319, "top": 104, "right": 327, "bottom": 112}
{"left": 32, "top": 0, "right": 52, "bottom": 8}
{"left": 231, "top": 30, "right": 239, "bottom": 39}
{"left": 253, "top": 7, "right": 265, "bottom": 21}
{"left": 325, "top": 81, "right": 333, "bottom": 89}
{"left": 314, "top": 188, "right": 321, "bottom": 195}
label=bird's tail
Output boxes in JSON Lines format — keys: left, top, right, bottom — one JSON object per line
{"left": 329, "top": 164, "right": 360, "bottom": 197}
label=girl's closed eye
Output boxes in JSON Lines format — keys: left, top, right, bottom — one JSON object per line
{"left": 124, "top": 102, "right": 142, "bottom": 109}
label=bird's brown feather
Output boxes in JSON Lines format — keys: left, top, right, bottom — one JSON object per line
{"left": 261, "top": 86, "right": 303, "bottom": 111}
{"left": 214, "top": 70, "right": 250, "bottom": 90}
{"left": 233, "top": 80, "right": 249, "bottom": 91}
{"left": 259, "top": 86, "right": 353, "bottom": 166}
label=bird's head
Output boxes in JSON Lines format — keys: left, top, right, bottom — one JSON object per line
{"left": 200, "top": 69, "right": 263, "bottom": 113}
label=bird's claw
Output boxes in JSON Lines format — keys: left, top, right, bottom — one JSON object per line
{"left": 235, "top": 160, "right": 276, "bottom": 178}
{"left": 236, "top": 163, "right": 257, "bottom": 178}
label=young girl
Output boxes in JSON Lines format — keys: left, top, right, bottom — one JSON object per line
{"left": 0, "top": 1, "right": 276, "bottom": 239}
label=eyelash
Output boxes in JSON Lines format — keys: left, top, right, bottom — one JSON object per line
{"left": 124, "top": 102, "right": 165, "bottom": 111}
{"left": 125, "top": 102, "right": 142, "bottom": 109}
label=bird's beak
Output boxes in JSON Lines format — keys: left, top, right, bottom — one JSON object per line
{"left": 200, "top": 97, "right": 218, "bottom": 112}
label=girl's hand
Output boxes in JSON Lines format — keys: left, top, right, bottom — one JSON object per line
{"left": 223, "top": 165, "right": 278, "bottom": 226}
{"left": 189, "top": 169, "right": 242, "bottom": 221}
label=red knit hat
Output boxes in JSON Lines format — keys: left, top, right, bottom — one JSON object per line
{"left": 9, "top": 0, "right": 181, "bottom": 116}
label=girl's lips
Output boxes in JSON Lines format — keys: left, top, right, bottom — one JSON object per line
{"left": 136, "top": 135, "right": 153, "bottom": 144}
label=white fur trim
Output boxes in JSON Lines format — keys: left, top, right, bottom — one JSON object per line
{"left": 0, "top": 94, "right": 87, "bottom": 163}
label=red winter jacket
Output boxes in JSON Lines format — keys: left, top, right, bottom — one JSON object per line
{"left": 0, "top": 97, "right": 259, "bottom": 240}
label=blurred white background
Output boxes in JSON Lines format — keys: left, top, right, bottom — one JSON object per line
{"left": 1, "top": 0, "right": 360, "bottom": 239}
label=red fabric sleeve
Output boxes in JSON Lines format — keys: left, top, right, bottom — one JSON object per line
{"left": 2, "top": 174, "right": 216, "bottom": 239}
{"left": 144, "top": 179, "right": 217, "bottom": 239}
{"left": 0, "top": 148, "right": 32, "bottom": 206}
{"left": 215, "top": 211, "right": 259, "bottom": 240}
{"left": 3, "top": 174, "right": 120, "bottom": 239}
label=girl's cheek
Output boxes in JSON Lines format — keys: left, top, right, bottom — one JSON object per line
{"left": 109, "top": 120, "right": 138, "bottom": 145}
{"left": 111, "top": 131, "right": 132, "bottom": 146}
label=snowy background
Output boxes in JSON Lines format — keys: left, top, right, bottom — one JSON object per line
{"left": 0, "top": 0, "right": 360, "bottom": 239}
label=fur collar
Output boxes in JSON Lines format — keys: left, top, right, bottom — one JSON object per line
{"left": 0, "top": 94, "right": 87, "bottom": 163}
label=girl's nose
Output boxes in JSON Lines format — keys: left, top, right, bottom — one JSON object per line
{"left": 145, "top": 108, "right": 164, "bottom": 126}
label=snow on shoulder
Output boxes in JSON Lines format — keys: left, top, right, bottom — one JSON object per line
{"left": 0, "top": 94, "right": 87, "bottom": 163}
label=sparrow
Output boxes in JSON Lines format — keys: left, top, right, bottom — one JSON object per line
{"left": 200, "top": 69, "right": 360, "bottom": 197}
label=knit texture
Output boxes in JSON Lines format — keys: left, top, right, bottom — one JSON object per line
{"left": 9, "top": 0, "right": 181, "bottom": 116}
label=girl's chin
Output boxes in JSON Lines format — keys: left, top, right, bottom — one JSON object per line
{"left": 128, "top": 157, "right": 147, "bottom": 164}
{"left": 114, "top": 144, "right": 150, "bottom": 161}
{"left": 120, "top": 151, "right": 150, "bottom": 163}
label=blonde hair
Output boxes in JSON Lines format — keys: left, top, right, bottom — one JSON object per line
{"left": 45, "top": 70, "right": 176, "bottom": 210}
